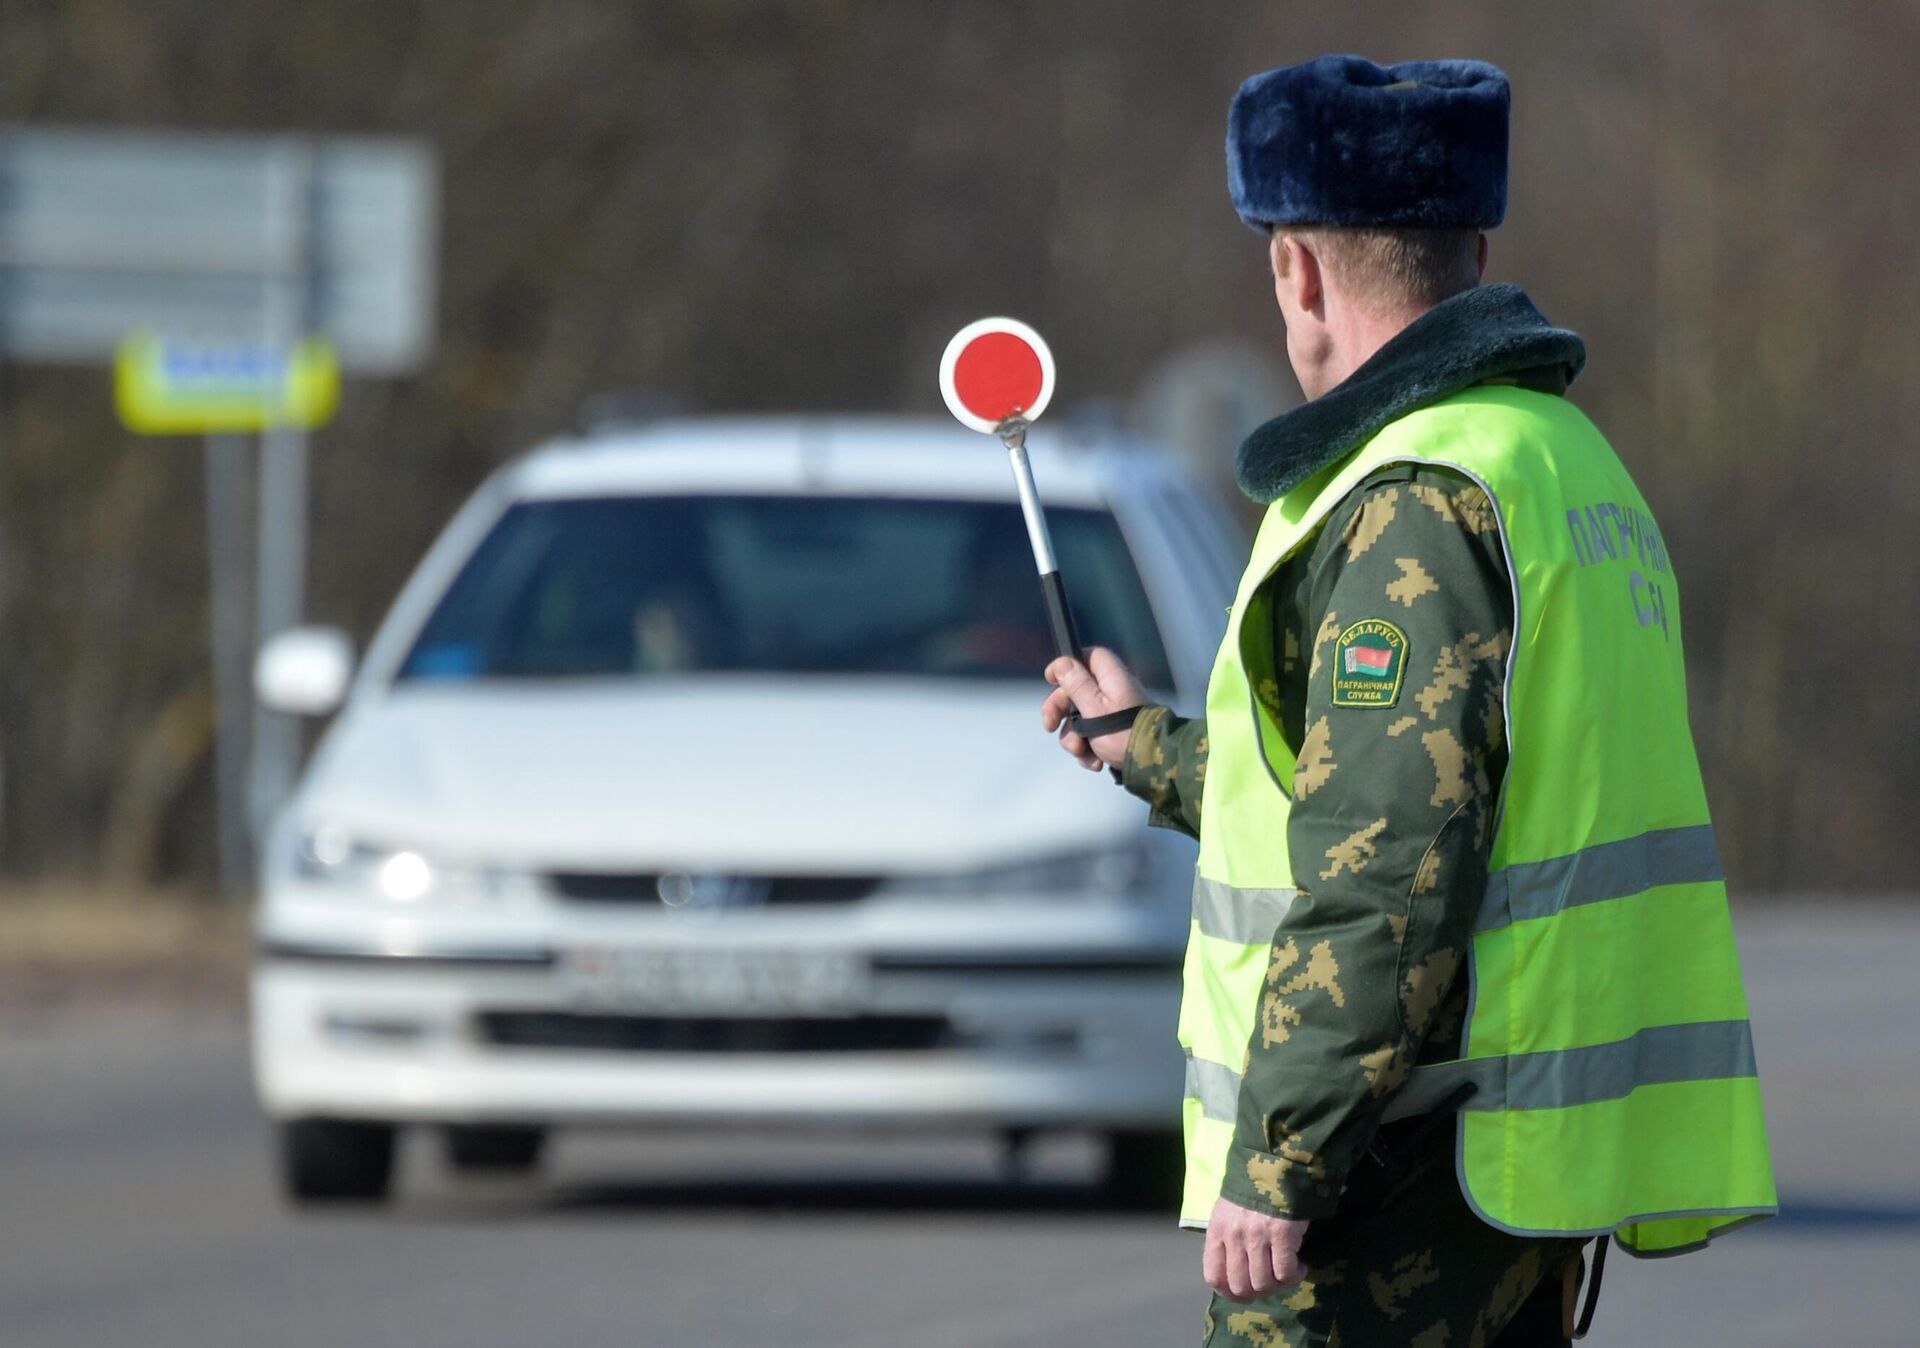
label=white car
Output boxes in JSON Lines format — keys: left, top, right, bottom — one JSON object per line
{"left": 250, "top": 413, "right": 1243, "bottom": 1204}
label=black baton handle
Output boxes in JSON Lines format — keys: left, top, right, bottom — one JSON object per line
{"left": 1038, "top": 569, "right": 1081, "bottom": 665}
{"left": 1039, "top": 568, "right": 1137, "bottom": 779}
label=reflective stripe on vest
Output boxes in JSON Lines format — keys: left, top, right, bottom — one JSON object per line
{"left": 1476, "top": 823, "right": 1723, "bottom": 933}
{"left": 1184, "top": 1050, "right": 1242, "bottom": 1123}
{"left": 1193, "top": 874, "right": 1299, "bottom": 944}
{"left": 1187, "top": 1003, "right": 1757, "bottom": 1124}
{"left": 1179, "top": 386, "right": 1777, "bottom": 1254}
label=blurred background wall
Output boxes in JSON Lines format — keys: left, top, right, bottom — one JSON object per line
{"left": 0, "top": 0, "right": 1912, "bottom": 892}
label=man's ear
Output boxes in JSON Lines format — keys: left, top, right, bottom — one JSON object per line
{"left": 1272, "top": 232, "right": 1322, "bottom": 316}
{"left": 1476, "top": 232, "right": 1489, "bottom": 280}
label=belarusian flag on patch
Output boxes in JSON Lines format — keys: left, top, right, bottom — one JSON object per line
{"left": 1332, "top": 618, "right": 1408, "bottom": 708}
{"left": 1343, "top": 644, "right": 1394, "bottom": 677}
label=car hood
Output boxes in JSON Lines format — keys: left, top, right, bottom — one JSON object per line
{"left": 291, "top": 676, "right": 1145, "bottom": 873}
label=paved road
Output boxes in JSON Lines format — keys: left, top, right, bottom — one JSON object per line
{"left": 3, "top": 903, "right": 1914, "bottom": 1347}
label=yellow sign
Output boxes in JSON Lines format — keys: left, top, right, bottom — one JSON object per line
{"left": 115, "top": 333, "right": 341, "bottom": 434}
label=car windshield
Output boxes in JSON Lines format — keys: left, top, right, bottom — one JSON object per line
{"left": 396, "top": 494, "right": 1175, "bottom": 688}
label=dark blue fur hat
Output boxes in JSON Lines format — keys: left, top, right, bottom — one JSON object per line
{"left": 1227, "top": 55, "right": 1510, "bottom": 232}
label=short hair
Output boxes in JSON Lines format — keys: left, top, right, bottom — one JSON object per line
{"left": 1281, "top": 226, "right": 1482, "bottom": 312}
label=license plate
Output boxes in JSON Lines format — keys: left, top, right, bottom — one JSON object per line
{"left": 560, "top": 946, "right": 867, "bottom": 1014}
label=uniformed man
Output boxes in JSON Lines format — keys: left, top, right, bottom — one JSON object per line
{"left": 1041, "top": 55, "right": 1776, "bottom": 1345}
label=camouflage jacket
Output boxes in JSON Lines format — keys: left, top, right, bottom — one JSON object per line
{"left": 1122, "top": 461, "right": 1512, "bottom": 1221}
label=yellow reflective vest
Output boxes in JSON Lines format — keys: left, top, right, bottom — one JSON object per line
{"left": 1181, "top": 385, "right": 1777, "bottom": 1255}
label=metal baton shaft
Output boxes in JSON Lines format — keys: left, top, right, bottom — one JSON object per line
{"left": 998, "top": 417, "right": 1083, "bottom": 664}
{"left": 998, "top": 423, "right": 1131, "bottom": 781}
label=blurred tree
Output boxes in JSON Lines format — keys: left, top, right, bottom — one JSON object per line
{"left": 0, "top": 0, "right": 1910, "bottom": 891}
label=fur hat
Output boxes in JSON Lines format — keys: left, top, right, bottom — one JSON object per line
{"left": 1227, "top": 55, "right": 1510, "bottom": 233}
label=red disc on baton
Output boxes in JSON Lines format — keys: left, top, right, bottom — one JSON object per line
{"left": 939, "top": 317, "right": 1056, "bottom": 433}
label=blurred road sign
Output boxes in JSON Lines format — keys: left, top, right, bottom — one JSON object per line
{"left": 0, "top": 127, "right": 436, "bottom": 896}
{"left": 939, "top": 317, "right": 1055, "bottom": 432}
{"left": 115, "top": 333, "right": 341, "bottom": 434}
{"left": 0, "top": 128, "right": 436, "bottom": 373}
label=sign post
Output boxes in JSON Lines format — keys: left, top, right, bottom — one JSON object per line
{"left": 248, "top": 141, "right": 321, "bottom": 851}
{"left": 202, "top": 432, "right": 255, "bottom": 902}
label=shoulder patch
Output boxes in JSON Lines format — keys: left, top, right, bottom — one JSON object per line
{"left": 1331, "top": 618, "right": 1409, "bottom": 709}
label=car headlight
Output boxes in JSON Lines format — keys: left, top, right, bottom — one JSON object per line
{"left": 893, "top": 839, "right": 1165, "bottom": 901}
{"left": 292, "top": 826, "right": 540, "bottom": 904}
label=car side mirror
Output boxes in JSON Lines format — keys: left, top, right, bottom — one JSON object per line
{"left": 255, "top": 626, "right": 356, "bottom": 716}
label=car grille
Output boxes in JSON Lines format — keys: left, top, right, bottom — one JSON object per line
{"left": 547, "top": 872, "right": 883, "bottom": 905}
{"left": 476, "top": 1011, "right": 956, "bottom": 1053}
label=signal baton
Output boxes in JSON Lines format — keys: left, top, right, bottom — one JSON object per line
{"left": 938, "top": 318, "right": 1142, "bottom": 754}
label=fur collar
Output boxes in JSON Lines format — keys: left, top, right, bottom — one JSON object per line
{"left": 1234, "top": 282, "right": 1587, "bottom": 503}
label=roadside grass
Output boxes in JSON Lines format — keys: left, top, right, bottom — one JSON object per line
{"left": 0, "top": 884, "right": 248, "bottom": 1015}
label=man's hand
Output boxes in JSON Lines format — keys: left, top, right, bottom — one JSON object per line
{"left": 1203, "top": 1196, "right": 1309, "bottom": 1302}
{"left": 1041, "top": 646, "right": 1146, "bottom": 771}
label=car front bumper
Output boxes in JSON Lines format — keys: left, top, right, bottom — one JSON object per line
{"left": 250, "top": 896, "right": 1187, "bottom": 1131}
